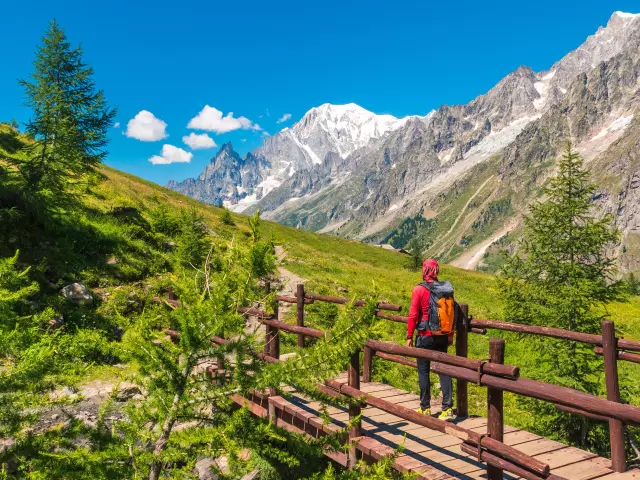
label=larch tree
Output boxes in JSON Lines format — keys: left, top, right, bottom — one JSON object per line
{"left": 17, "top": 19, "right": 115, "bottom": 201}
{"left": 498, "top": 142, "right": 626, "bottom": 450}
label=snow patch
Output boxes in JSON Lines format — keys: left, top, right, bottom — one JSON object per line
{"left": 541, "top": 70, "right": 556, "bottom": 81}
{"left": 257, "top": 176, "right": 282, "bottom": 196}
{"left": 302, "top": 144, "right": 322, "bottom": 164}
{"left": 464, "top": 116, "right": 538, "bottom": 160}
{"left": 388, "top": 204, "right": 399, "bottom": 212}
{"left": 591, "top": 115, "right": 634, "bottom": 141}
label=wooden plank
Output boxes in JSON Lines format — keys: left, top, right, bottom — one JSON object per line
{"left": 534, "top": 446, "right": 597, "bottom": 469}
{"left": 596, "top": 470, "right": 640, "bottom": 480}
{"left": 382, "top": 393, "right": 421, "bottom": 403}
{"left": 512, "top": 438, "right": 566, "bottom": 457}
{"left": 455, "top": 416, "right": 488, "bottom": 429}
{"left": 439, "top": 457, "right": 486, "bottom": 474}
{"left": 359, "top": 383, "right": 399, "bottom": 394}
{"left": 397, "top": 399, "right": 422, "bottom": 409}
{"left": 371, "top": 388, "right": 411, "bottom": 399}
{"left": 551, "top": 457, "right": 613, "bottom": 480}
{"left": 502, "top": 430, "right": 541, "bottom": 446}
{"left": 470, "top": 425, "right": 519, "bottom": 434}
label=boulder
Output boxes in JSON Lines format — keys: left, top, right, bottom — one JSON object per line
{"left": 194, "top": 457, "right": 220, "bottom": 480}
{"left": 61, "top": 283, "right": 93, "bottom": 306}
{"left": 116, "top": 383, "right": 143, "bottom": 401}
{"left": 47, "top": 316, "right": 65, "bottom": 331}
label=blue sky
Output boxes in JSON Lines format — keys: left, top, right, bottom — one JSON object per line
{"left": 1, "top": 0, "right": 638, "bottom": 185}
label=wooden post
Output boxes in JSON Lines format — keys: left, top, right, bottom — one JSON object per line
{"left": 267, "top": 324, "right": 281, "bottom": 424}
{"left": 265, "top": 279, "right": 272, "bottom": 354}
{"left": 270, "top": 326, "right": 280, "bottom": 360}
{"left": 456, "top": 303, "right": 469, "bottom": 418}
{"left": 348, "top": 350, "right": 361, "bottom": 469}
{"left": 487, "top": 338, "right": 505, "bottom": 480}
{"left": 296, "top": 283, "right": 305, "bottom": 348}
{"left": 602, "top": 320, "right": 626, "bottom": 472}
{"left": 363, "top": 345, "right": 373, "bottom": 383}
{"left": 167, "top": 286, "right": 177, "bottom": 301}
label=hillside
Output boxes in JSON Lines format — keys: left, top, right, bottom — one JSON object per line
{"left": 2, "top": 121, "right": 639, "bottom": 469}
{"left": 3, "top": 117, "right": 638, "bottom": 435}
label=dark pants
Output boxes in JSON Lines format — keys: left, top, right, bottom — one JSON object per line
{"left": 416, "top": 335, "right": 453, "bottom": 411}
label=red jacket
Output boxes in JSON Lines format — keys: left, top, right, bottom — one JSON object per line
{"left": 406, "top": 284, "right": 455, "bottom": 341}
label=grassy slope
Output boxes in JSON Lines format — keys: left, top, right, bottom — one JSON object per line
{"left": 1, "top": 118, "right": 637, "bottom": 442}
{"left": 96, "top": 165, "right": 640, "bottom": 427}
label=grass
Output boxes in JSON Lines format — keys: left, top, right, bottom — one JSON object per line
{"left": 2, "top": 123, "right": 639, "bottom": 450}
{"left": 94, "top": 165, "right": 640, "bottom": 427}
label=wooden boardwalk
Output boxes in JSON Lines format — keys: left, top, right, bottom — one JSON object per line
{"left": 238, "top": 372, "right": 640, "bottom": 480}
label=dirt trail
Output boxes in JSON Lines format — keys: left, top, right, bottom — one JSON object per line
{"left": 245, "top": 246, "right": 307, "bottom": 345}
{"left": 274, "top": 245, "right": 306, "bottom": 296}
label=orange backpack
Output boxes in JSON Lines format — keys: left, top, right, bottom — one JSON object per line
{"left": 417, "top": 281, "right": 455, "bottom": 335}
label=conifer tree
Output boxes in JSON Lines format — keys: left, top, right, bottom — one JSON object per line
{"left": 499, "top": 143, "right": 625, "bottom": 449}
{"left": 406, "top": 237, "right": 423, "bottom": 271}
{"left": 627, "top": 272, "right": 640, "bottom": 296}
{"left": 16, "top": 20, "right": 115, "bottom": 199}
{"left": 221, "top": 206, "right": 234, "bottom": 226}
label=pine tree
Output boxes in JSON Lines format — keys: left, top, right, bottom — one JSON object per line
{"left": 221, "top": 207, "right": 234, "bottom": 226}
{"left": 176, "top": 207, "right": 210, "bottom": 267}
{"left": 405, "top": 237, "right": 423, "bottom": 271}
{"left": 627, "top": 272, "right": 640, "bottom": 296}
{"left": 16, "top": 20, "right": 115, "bottom": 199}
{"left": 498, "top": 143, "right": 625, "bottom": 449}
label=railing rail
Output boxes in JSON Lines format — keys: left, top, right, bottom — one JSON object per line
{"left": 159, "top": 282, "right": 640, "bottom": 476}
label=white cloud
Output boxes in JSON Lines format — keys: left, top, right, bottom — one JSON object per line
{"left": 277, "top": 113, "right": 292, "bottom": 123}
{"left": 126, "top": 110, "right": 168, "bottom": 141}
{"left": 149, "top": 144, "right": 193, "bottom": 165}
{"left": 183, "top": 132, "right": 217, "bottom": 150}
{"left": 114, "top": 122, "right": 120, "bottom": 128}
{"left": 187, "top": 105, "right": 258, "bottom": 133}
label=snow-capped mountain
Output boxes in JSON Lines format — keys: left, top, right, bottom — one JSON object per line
{"left": 168, "top": 103, "right": 426, "bottom": 210}
{"left": 168, "top": 11, "right": 640, "bottom": 272}
{"left": 288, "top": 103, "right": 416, "bottom": 162}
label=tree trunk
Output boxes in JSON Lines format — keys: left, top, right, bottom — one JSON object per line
{"left": 148, "top": 392, "right": 181, "bottom": 480}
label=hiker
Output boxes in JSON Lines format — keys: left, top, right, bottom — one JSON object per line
{"left": 406, "top": 258, "right": 455, "bottom": 421}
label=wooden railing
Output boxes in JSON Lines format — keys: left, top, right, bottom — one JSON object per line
{"left": 282, "top": 283, "right": 640, "bottom": 475}
{"left": 160, "top": 282, "right": 640, "bottom": 478}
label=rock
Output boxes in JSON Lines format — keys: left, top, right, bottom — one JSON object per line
{"left": 47, "top": 316, "right": 65, "bottom": 331}
{"left": 116, "top": 383, "right": 143, "bottom": 401}
{"left": 164, "top": 241, "right": 176, "bottom": 250}
{"left": 337, "top": 286, "right": 349, "bottom": 293}
{"left": 51, "top": 386, "right": 79, "bottom": 401}
{"left": 61, "top": 283, "right": 93, "bottom": 306}
{"left": 194, "top": 457, "right": 220, "bottom": 480}
{"left": 107, "top": 257, "right": 119, "bottom": 265}
{"left": 240, "top": 470, "right": 259, "bottom": 480}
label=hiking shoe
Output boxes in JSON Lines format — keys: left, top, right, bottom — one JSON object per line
{"left": 416, "top": 407, "right": 431, "bottom": 415}
{"left": 438, "top": 408, "right": 455, "bottom": 422}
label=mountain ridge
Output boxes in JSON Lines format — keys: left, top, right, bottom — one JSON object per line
{"left": 167, "top": 11, "right": 640, "bottom": 273}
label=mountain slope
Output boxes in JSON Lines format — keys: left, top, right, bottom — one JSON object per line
{"left": 167, "top": 11, "right": 640, "bottom": 273}
{"left": 3, "top": 121, "right": 639, "bottom": 441}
